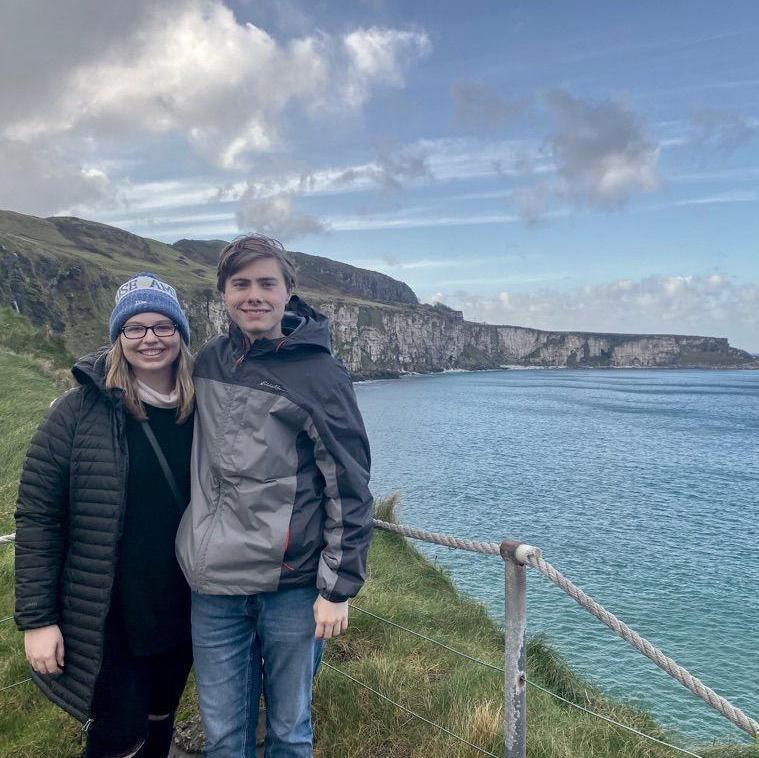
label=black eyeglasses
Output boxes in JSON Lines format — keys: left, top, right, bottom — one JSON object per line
{"left": 121, "top": 322, "right": 177, "bottom": 339}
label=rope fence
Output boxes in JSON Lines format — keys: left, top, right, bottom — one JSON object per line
{"left": 372, "top": 518, "right": 759, "bottom": 741}
{"left": 372, "top": 520, "right": 501, "bottom": 556}
{"left": 348, "top": 603, "right": 705, "bottom": 758}
{"left": 1, "top": 525, "right": 755, "bottom": 751}
{"left": 524, "top": 552, "right": 759, "bottom": 739}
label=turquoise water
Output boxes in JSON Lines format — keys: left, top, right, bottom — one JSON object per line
{"left": 354, "top": 369, "right": 759, "bottom": 747}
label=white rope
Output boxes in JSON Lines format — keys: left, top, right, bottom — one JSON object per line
{"left": 372, "top": 519, "right": 759, "bottom": 738}
{"left": 373, "top": 519, "right": 500, "bottom": 555}
{"left": 525, "top": 553, "right": 759, "bottom": 738}
{"left": 0, "top": 533, "right": 15, "bottom": 545}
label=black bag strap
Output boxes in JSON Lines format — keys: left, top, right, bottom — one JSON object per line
{"left": 139, "top": 420, "right": 184, "bottom": 509}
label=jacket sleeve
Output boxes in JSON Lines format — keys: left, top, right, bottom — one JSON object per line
{"left": 14, "top": 389, "right": 80, "bottom": 630}
{"left": 308, "top": 376, "right": 373, "bottom": 603}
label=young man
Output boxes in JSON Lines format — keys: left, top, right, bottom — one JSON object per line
{"left": 176, "top": 235, "right": 373, "bottom": 757}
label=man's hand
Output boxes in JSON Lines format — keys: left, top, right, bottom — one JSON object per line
{"left": 25, "top": 625, "right": 64, "bottom": 675}
{"left": 313, "top": 596, "right": 348, "bottom": 640}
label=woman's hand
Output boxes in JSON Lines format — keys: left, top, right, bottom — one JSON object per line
{"left": 24, "top": 625, "right": 64, "bottom": 675}
{"left": 313, "top": 596, "right": 348, "bottom": 640}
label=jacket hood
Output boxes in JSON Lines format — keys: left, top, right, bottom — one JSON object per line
{"left": 72, "top": 348, "right": 110, "bottom": 392}
{"left": 230, "top": 295, "right": 333, "bottom": 357}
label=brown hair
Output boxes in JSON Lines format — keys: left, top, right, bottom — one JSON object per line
{"left": 105, "top": 339, "right": 195, "bottom": 423}
{"left": 216, "top": 234, "right": 297, "bottom": 293}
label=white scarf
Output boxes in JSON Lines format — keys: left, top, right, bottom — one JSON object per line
{"left": 136, "top": 378, "right": 179, "bottom": 408}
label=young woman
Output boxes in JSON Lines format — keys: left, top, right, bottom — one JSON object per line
{"left": 176, "top": 235, "right": 374, "bottom": 757}
{"left": 14, "top": 272, "right": 195, "bottom": 758}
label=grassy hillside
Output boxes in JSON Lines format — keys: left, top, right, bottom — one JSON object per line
{"left": 0, "top": 314, "right": 752, "bottom": 757}
{"left": 0, "top": 210, "right": 219, "bottom": 357}
{"left": 0, "top": 209, "right": 417, "bottom": 361}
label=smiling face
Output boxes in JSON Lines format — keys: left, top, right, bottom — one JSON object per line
{"left": 119, "top": 312, "right": 181, "bottom": 379}
{"left": 222, "top": 256, "right": 291, "bottom": 341}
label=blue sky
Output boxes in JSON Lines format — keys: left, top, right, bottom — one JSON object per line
{"left": 1, "top": 1, "right": 758, "bottom": 350}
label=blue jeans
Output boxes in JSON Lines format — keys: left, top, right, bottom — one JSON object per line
{"left": 191, "top": 587, "right": 325, "bottom": 758}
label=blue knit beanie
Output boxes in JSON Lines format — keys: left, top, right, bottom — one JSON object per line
{"left": 109, "top": 272, "right": 190, "bottom": 344}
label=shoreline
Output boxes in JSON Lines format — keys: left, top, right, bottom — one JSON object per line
{"left": 352, "top": 363, "right": 759, "bottom": 382}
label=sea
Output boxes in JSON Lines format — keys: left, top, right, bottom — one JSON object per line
{"left": 354, "top": 369, "right": 759, "bottom": 747}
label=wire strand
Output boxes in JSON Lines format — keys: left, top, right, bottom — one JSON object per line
{"left": 350, "top": 604, "right": 502, "bottom": 671}
{"left": 322, "top": 661, "right": 501, "bottom": 757}
{"left": 0, "top": 616, "right": 14, "bottom": 625}
{"left": 525, "top": 679, "right": 703, "bottom": 758}
{"left": 0, "top": 678, "right": 31, "bottom": 694}
{"left": 349, "top": 603, "right": 707, "bottom": 757}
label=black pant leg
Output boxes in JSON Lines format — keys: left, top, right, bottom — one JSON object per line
{"left": 85, "top": 622, "right": 149, "bottom": 758}
{"left": 142, "top": 641, "right": 193, "bottom": 758}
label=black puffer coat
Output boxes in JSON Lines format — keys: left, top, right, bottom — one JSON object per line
{"left": 14, "top": 351, "right": 130, "bottom": 724}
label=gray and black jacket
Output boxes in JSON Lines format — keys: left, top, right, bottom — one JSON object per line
{"left": 176, "top": 296, "right": 373, "bottom": 602}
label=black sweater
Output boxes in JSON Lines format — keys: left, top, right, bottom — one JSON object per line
{"left": 112, "top": 404, "right": 193, "bottom": 656}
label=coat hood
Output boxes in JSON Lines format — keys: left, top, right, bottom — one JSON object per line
{"left": 72, "top": 348, "right": 110, "bottom": 392}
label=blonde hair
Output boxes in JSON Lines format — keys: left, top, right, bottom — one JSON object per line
{"left": 105, "top": 339, "right": 194, "bottom": 423}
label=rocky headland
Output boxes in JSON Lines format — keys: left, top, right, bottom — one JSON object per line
{"left": 1, "top": 209, "right": 755, "bottom": 378}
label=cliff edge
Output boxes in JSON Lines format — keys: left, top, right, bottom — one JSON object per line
{"left": 0, "top": 210, "right": 755, "bottom": 377}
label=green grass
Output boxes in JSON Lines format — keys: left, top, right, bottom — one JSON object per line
{"left": 0, "top": 308, "right": 74, "bottom": 380}
{"left": 0, "top": 340, "right": 754, "bottom": 757}
{"left": 0, "top": 351, "right": 82, "bottom": 757}
{"left": 312, "top": 498, "right": 754, "bottom": 757}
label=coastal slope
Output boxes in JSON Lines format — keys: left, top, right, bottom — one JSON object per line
{"left": 0, "top": 311, "right": 752, "bottom": 757}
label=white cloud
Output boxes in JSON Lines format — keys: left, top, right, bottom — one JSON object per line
{"left": 436, "top": 274, "right": 759, "bottom": 351}
{"left": 544, "top": 89, "right": 660, "bottom": 209}
{"left": 0, "top": 1, "right": 430, "bottom": 213}
{"left": 505, "top": 91, "right": 660, "bottom": 222}
{"left": 85, "top": 137, "right": 544, "bottom": 223}
{"left": 0, "top": 0, "right": 168, "bottom": 128}
{"left": 671, "top": 190, "right": 758, "bottom": 207}
{"left": 328, "top": 211, "right": 519, "bottom": 231}
{"left": 0, "top": 138, "right": 115, "bottom": 216}
{"left": 4, "top": 7, "right": 429, "bottom": 168}
{"left": 332, "top": 143, "right": 433, "bottom": 191}
{"left": 689, "top": 108, "right": 757, "bottom": 153}
{"left": 236, "top": 188, "right": 327, "bottom": 240}
{"left": 356, "top": 258, "right": 455, "bottom": 273}
{"left": 342, "top": 27, "right": 431, "bottom": 108}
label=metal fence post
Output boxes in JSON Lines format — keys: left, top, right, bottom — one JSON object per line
{"left": 500, "top": 540, "right": 540, "bottom": 758}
